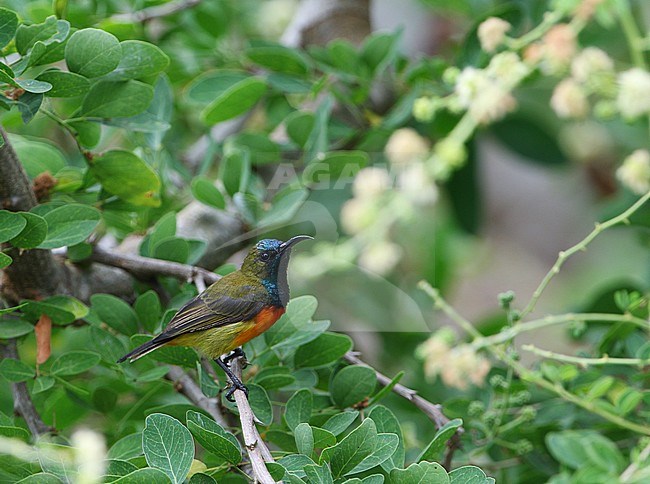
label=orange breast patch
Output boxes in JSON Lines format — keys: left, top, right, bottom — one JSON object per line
{"left": 232, "top": 306, "right": 285, "bottom": 347}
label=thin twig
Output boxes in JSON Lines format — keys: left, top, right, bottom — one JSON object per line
{"left": 229, "top": 357, "right": 277, "bottom": 484}
{"left": 110, "top": 0, "right": 201, "bottom": 23}
{"left": 520, "top": 190, "right": 650, "bottom": 318}
{"left": 343, "top": 352, "right": 462, "bottom": 469}
{"left": 166, "top": 365, "right": 226, "bottom": 427}
{"left": 1, "top": 340, "right": 51, "bottom": 437}
{"left": 89, "top": 246, "right": 219, "bottom": 284}
{"left": 620, "top": 439, "right": 650, "bottom": 482}
{"left": 522, "top": 345, "right": 650, "bottom": 367}
{"left": 421, "top": 283, "right": 650, "bottom": 436}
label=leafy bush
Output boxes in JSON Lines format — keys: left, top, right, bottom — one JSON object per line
{"left": 0, "top": 1, "right": 649, "bottom": 483}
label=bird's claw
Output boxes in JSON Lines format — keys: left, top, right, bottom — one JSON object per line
{"left": 225, "top": 380, "right": 249, "bottom": 402}
{"left": 223, "top": 348, "right": 248, "bottom": 366}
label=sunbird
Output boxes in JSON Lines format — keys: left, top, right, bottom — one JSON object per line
{"left": 118, "top": 236, "right": 312, "bottom": 400}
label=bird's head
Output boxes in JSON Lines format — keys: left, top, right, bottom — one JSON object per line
{"left": 241, "top": 236, "right": 313, "bottom": 282}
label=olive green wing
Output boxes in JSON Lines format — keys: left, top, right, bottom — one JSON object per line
{"left": 159, "top": 281, "right": 269, "bottom": 339}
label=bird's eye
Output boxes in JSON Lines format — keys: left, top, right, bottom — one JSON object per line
{"left": 260, "top": 252, "right": 271, "bottom": 261}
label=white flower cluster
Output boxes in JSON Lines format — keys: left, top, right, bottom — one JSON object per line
{"left": 550, "top": 47, "right": 614, "bottom": 119}
{"left": 454, "top": 52, "right": 529, "bottom": 124}
{"left": 338, "top": 128, "right": 438, "bottom": 275}
{"left": 617, "top": 68, "right": 650, "bottom": 120}
{"left": 417, "top": 329, "right": 491, "bottom": 391}
{"left": 617, "top": 149, "right": 650, "bottom": 195}
{"left": 478, "top": 17, "right": 511, "bottom": 53}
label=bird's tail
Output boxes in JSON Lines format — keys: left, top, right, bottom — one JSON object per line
{"left": 117, "top": 335, "right": 171, "bottom": 363}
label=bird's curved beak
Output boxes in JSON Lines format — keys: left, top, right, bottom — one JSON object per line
{"left": 280, "top": 235, "right": 313, "bottom": 252}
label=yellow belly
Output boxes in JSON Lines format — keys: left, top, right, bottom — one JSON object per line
{"left": 169, "top": 321, "right": 256, "bottom": 359}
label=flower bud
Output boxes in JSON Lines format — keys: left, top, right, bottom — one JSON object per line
{"left": 413, "top": 97, "right": 438, "bottom": 122}
{"left": 352, "top": 167, "right": 391, "bottom": 199}
{"left": 385, "top": 128, "right": 430, "bottom": 167}
{"left": 571, "top": 47, "right": 613, "bottom": 83}
{"left": 616, "top": 149, "right": 650, "bottom": 195}
{"left": 617, "top": 68, "right": 650, "bottom": 119}
{"left": 478, "top": 17, "right": 511, "bottom": 53}
{"left": 551, "top": 78, "right": 589, "bottom": 119}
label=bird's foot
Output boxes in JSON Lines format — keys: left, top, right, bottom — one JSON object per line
{"left": 223, "top": 347, "right": 248, "bottom": 367}
{"left": 225, "top": 379, "right": 249, "bottom": 402}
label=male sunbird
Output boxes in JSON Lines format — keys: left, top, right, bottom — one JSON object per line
{"left": 118, "top": 236, "right": 312, "bottom": 400}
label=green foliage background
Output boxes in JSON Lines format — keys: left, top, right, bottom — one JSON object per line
{"left": 0, "top": 0, "right": 649, "bottom": 483}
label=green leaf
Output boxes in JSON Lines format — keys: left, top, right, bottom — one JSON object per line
{"left": 37, "top": 204, "right": 100, "bottom": 249}
{"left": 81, "top": 80, "right": 154, "bottom": 118}
{"left": 265, "top": 295, "right": 324, "bottom": 350}
{"left": 278, "top": 454, "right": 316, "bottom": 479}
{"left": 108, "top": 433, "right": 143, "bottom": 460}
{"left": 390, "top": 461, "right": 449, "bottom": 484}
{"left": 417, "top": 419, "right": 463, "bottom": 463}
{"left": 185, "top": 70, "right": 248, "bottom": 104}
{"left": 614, "top": 388, "right": 644, "bottom": 416}
{"left": 295, "top": 423, "right": 314, "bottom": 456}
{"left": 21, "top": 297, "right": 78, "bottom": 325}
{"left": 153, "top": 237, "right": 189, "bottom": 263}
{"left": 91, "top": 150, "right": 161, "bottom": 207}
{"left": 200, "top": 77, "right": 266, "bottom": 125}
{"left": 0, "top": 8, "right": 18, "bottom": 50}
{"left": 0, "top": 426, "right": 30, "bottom": 441}
{"left": 448, "top": 466, "right": 493, "bottom": 484}
{"left": 0, "top": 303, "right": 25, "bottom": 315}
{"left": 33, "top": 376, "right": 55, "bottom": 394}
{"left": 254, "top": 366, "right": 296, "bottom": 390}
{"left": 331, "top": 365, "right": 377, "bottom": 408}
{"left": 304, "top": 463, "right": 334, "bottom": 484}
{"left": 369, "top": 371, "right": 404, "bottom": 406}
{"left": 0, "top": 358, "right": 35, "bottom": 382}
{"left": 145, "top": 211, "right": 176, "bottom": 256}
{"left": 66, "top": 242, "right": 92, "bottom": 262}
{"left": 12, "top": 137, "right": 66, "bottom": 178}
{"left": 113, "top": 468, "right": 171, "bottom": 483}
{"left": 226, "top": 132, "right": 280, "bottom": 165}
{"left": 135, "top": 290, "right": 162, "bottom": 333}
{"left": 66, "top": 120, "right": 101, "bottom": 148}
{"left": 0, "top": 319, "right": 33, "bottom": 339}
{"left": 258, "top": 188, "right": 308, "bottom": 229}
{"left": 37, "top": 70, "right": 89, "bottom": 97}
{"left": 91, "top": 294, "right": 138, "bottom": 336}
{"left": 285, "top": 389, "right": 313, "bottom": 431}
{"left": 89, "top": 326, "right": 127, "bottom": 364}
{"left": 50, "top": 351, "right": 101, "bottom": 376}
{"left": 294, "top": 332, "right": 353, "bottom": 369}
{"left": 247, "top": 384, "right": 273, "bottom": 426}
{"left": 546, "top": 430, "right": 624, "bottom": 473}
{"left": 246, "top": 43, "right": 309, "bottom": 75}
{"left": 321, "top": 418, "right": 377, "bottom": 478}
{"left": 15, "top": 16, "right": 69, "bottom": 56}
{"left": 361, "top": 475, "right": 385, "bottom": 484}
{"left": 189, "top": 473, "right": 216, "bottom": 484}
{"left": 312, "top": 427, "right": 336, "bottom": 449}
{"left": 219, "top": 150, "right": 250, "bottom": 197}
{"left": 368, "top": 405, "right": 405, "bottom": 470}
{"left": 15, "top": 92, "right": 43, "bottom": 124}
{"left": 286, "top": 112, "right": 315, "bottom": 148}
{"left": 10, "top": 212, "right": 47, "bottom": 249}
{"left": 351, "top": 433, "right": 399, "bottom": 474}
{"left": 105, "top": 459, "right": 138, "bottom": 479}
{"left": 108, "top": 40, "right": 169, "bottom": 80}
{"left": 142, "top": 413, "right": 194, "bottom": 484}
{"left": 322, "top": 411, "right": 359, "bottom": 436}
{"left": 16, "top": 472, "right": 61, "bottom": 483}
{"left": 191, "top": 177, "right": 226, "bottom": 209}
{"left": 186, "top": 410, "right": 241, "bottom": 465}
{"left": 0, "top": 210, "right": 27, "bottom": 243}
{"left": 65, "top": 28, "right": 121, "bottom": 78}
{"left": 304, "top": 151, "right": 369, "bottom": 184}
{"left": 0, "top": 252, "right": 11, "bottom": 269}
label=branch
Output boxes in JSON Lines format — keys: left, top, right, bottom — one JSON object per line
{"left": 520, "top": 190, "right": 650, "bottom": 318}
{"left": 90, "top": 246, "right": 219, "bottom": 284}
{"left": 0, "top": 339, "right": 51, "bottom": 436}
{"left": 522, "top": 345, "right": 650, "bottom": 368}
{"left": 110, "top": 0, "right": 201, "bottom": 23}
{"left": 343, "top": 352, "right": 462, "bottom": 469}
{"left": 230, "top": 357, "right": 276, "bottom": 484}
{"left": 166, "top": 365, "right": 227, "bottom": 427}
